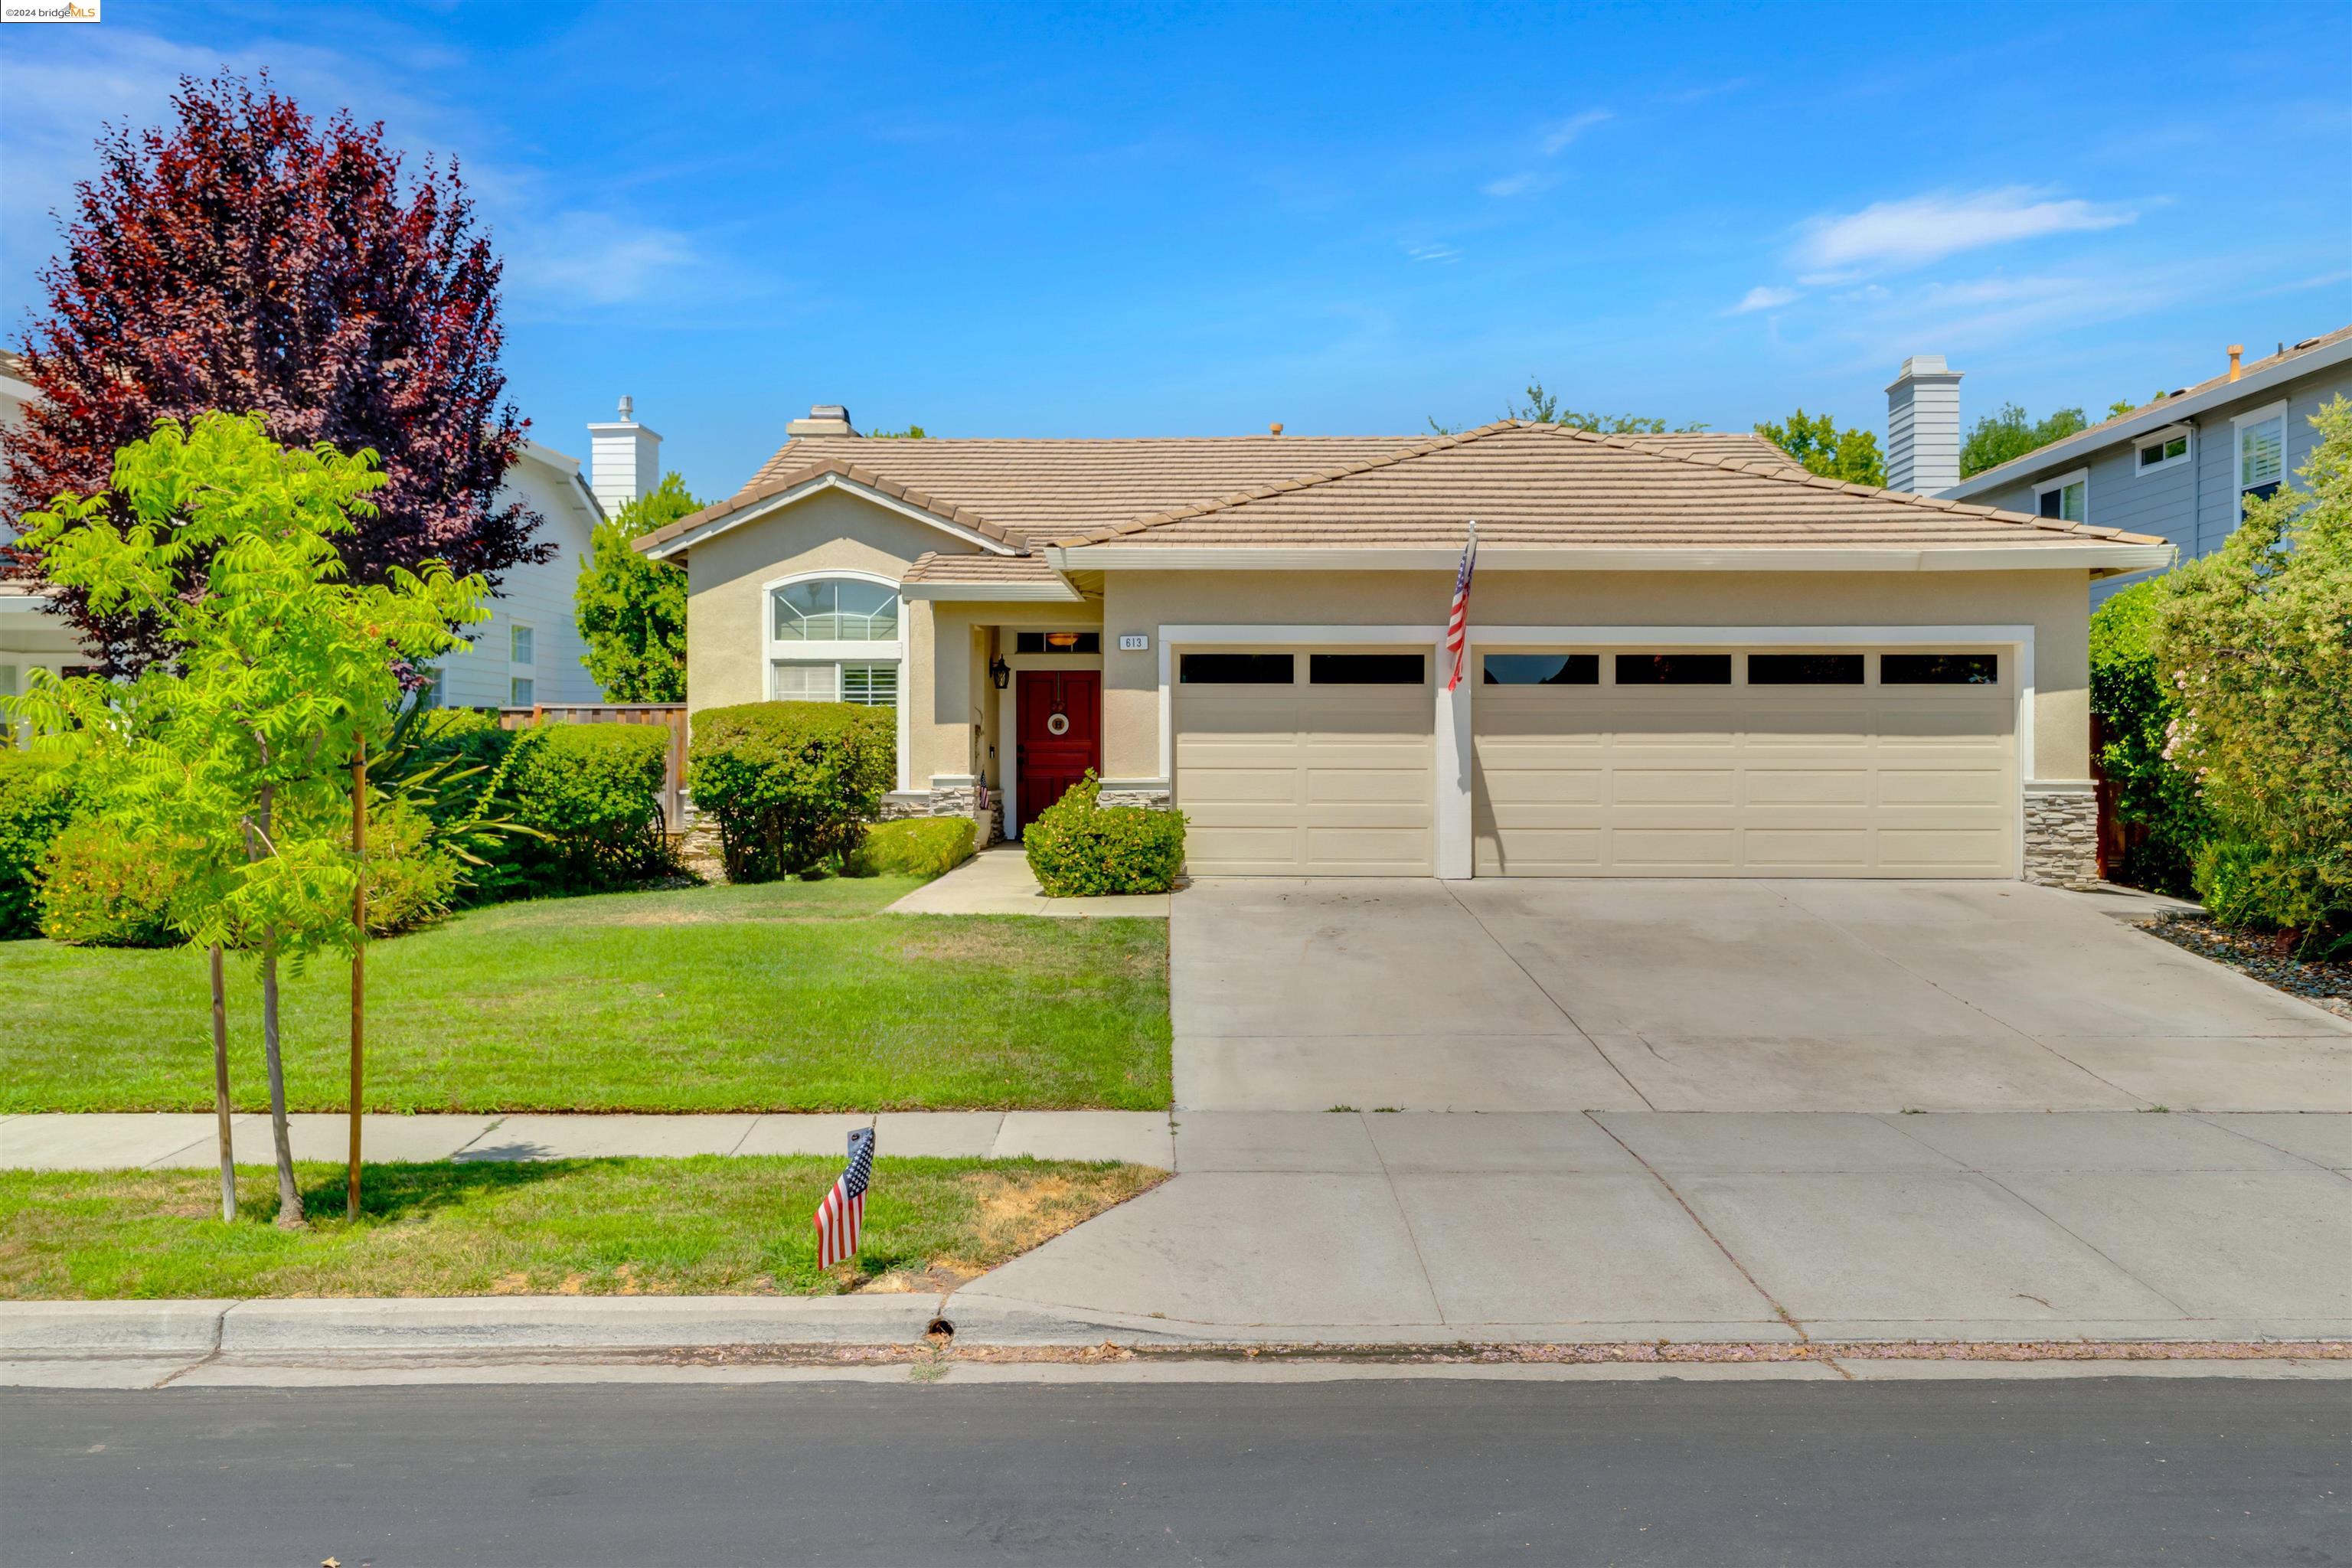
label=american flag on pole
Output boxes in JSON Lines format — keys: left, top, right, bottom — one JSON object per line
{"left": 1445, "top": 520, "right": 1478, "bottom": 691}
{"left": 812, "top": 1126, "right": 875, "bottom": 1269}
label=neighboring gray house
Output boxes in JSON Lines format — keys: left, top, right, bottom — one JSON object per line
{"left": 1887, "top": 325, "right": 2352, "bottom": 603}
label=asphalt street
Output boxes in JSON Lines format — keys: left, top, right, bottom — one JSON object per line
{"left": 4, "top": 1377, "right": 2346, "bottom": 1565}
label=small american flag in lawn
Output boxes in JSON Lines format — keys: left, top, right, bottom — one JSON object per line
{"left": 1445, "top": 520, "right": 1478, "bottom": 691}
{"left": 813, "top": 1126, "right": 875, "bottom": 1269}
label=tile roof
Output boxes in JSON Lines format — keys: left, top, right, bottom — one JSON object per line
{"left": 636, "top": 422, "right": 2164, "bottom": 563}
{"left": 1057, "top": 422, "right": 2171, "bottom": 550}
{"left": 899, "top": 550, "right": 1070, "bottom": 586}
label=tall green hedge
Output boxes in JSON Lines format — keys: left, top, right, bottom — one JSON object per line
{"left": 688, "top": 701, "right": 894, "bottom": 881}
{"left": 2089, "top": 581, "right": 2207, "bottom": 895}
{"left": 0, "top": 753, "right": 77, "bottom": 940}
{"left": 478, "top": 722, "right": 678, "bottom": 898}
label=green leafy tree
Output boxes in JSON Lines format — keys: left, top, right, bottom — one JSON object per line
{"left": 1754, "top": 408, "right": 1886, "bottom": 486}
{"left": 575, "top": 472, "right": 697, "bottom": 702}
{"left": 7, "top": 413, "right": 484, "bottom": 1225}
{"left": 1429, "top": 378, "right": 1705, "bottom": 436}
{"left": 865, "top": 424, "right": 927, "bottom": 439}
{"left": 2154, "top": 397, "right": 2352, "bottom": 951}
{"left": 2088, "top": 581, "right": 2208, "bottom": 894}
{"left": 1958, "top": 403, "right": 2090, "bottom": 478}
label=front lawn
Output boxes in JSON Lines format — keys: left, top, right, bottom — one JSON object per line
{"left": 0, "top": 1156, "right": 1165, "bottom": 1298}
{"left": 0, "top": 877, "right": 1171, "bottom": 1112}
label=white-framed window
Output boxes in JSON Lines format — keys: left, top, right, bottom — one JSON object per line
{"left": 770, "top": 659, "right": 899, "bottom": 707}
{"left": 509, "top": 623, "right": 535, "bottom": 665}
{"left": 510, "top": 676, "right": 535, "bottom": 707}
{"left": 2134, "top": 425, "right": 2191, "bottom": 475}
{"left": 2034, "top": 468, "right": 2089, "bottom": 524}
{"left": 2235, "top": 402, "right": 2286, "bottom": 506}
{"left": 413, "top": 666, "right": 446, "bottom": 709}
{"left": 771, "top": 578, "right": 898, "bottom": 643}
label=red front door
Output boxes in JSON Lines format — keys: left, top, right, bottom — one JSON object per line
{"left": 1015, "top": 669, "right": 1101, "bottom": 831}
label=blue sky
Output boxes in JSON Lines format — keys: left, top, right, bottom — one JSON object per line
{"left": 4, "top": 2, "right": 2348, "bottom": 501}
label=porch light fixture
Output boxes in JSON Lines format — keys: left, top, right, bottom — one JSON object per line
{"left": 1044, "top": 630, "right": 1083, "bottom": 651}
{"left": 988, "top": 654, "right": 1011, "bottom": 689}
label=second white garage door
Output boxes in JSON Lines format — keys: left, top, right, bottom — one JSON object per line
{"left": 1174, "top": 648, "right": 1435, "bottom": 876}
{"left": 1473, "top": 648, "right": 2017, "bottom": 877}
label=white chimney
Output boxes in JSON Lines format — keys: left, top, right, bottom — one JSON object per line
{"left": 587, "top": 394, "right": 662, "bottom": 517}
{"left": 1886, "top": 355, "right": 1964, "bottom": 495}
{"left": 786, "top": 403, "right": 857, "bottom": 437}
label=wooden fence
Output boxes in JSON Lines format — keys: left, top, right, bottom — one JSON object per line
{"left": 497, "top": 703, "right": 690, "bottom": 831}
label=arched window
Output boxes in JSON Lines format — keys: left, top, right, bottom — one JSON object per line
{"left": 772, "top": 578, "right": 898, "bottom": 642}
{"left": 765, "top": 574, "right": 903, "bottom": 709}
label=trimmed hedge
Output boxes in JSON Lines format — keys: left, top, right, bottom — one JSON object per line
{"left": 844, "top": 816, "right": 975, "bottom": 880}
{"left": 1023, "top": 773, "right": 1185, "bottom": 897}
{"left": 480, "top": 723, "right": 677, "bottom": 898}
{"left": 688, "top": 701, "right": 894, "bottom": 881}
{"left": 0, "top": 752, "right": 75, "bottom": 940}
{"left": 2088, "top": 581, "right": 2207, "bottom": 895}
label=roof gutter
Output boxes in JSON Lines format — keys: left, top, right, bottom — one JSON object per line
{"left": 1047, "top": 543, "right": 2176, "bottom": 577}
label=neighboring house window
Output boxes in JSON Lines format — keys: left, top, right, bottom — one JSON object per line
{"left": 413, "top": 667, "right": 445, "bottom": 709}
{"left": 2134, "top": 427, "right": 2190, "bottom": 474}
{"left": 2034, "top": 469, "right": 2089, "bottom": 523}
{"left": 2236, "top": 404, "right": 2286, "bottom": 511}
{"left": 509, "top": 623, "right": 534, "bottom": 665}
{"left": 0, "top": 664, "right": 15, "bottom": 745}
{"left": 766, "top": 576, "right": 903, "bottom": 709}
{"left": 510, "top": 676, "right": 535, "bottom": 706}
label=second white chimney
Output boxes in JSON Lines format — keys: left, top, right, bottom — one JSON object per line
{"left": 587, "top": 394, "right": 662, "bottom": 517}
{"left": 1886, "top": 355, "right": 1963, "bottom": 495}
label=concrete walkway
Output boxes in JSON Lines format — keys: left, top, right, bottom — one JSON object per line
{"left": 956, "top": 1108, "right": 2352, "bottom": 1344}
{"left": 884, "top": 844, "right": 1173, "bottom": 916}
{"left": 1172, "top": 879, "right": 2352, "bottom": 1112}
{"left": 0, "top": 1110, "right": 1173, "bottom": 1171}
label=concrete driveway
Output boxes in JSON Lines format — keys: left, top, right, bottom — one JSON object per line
{"left": 1172, "top": 879, "right": 2351, "bottom": 1113}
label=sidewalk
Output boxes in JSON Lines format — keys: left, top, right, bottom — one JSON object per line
{"left": 0, "top": 1110, "right": 1174, "bottom": 1171}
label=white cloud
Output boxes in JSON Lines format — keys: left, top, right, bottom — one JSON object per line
{"left": 1539, "top": 109, "right": 1612, "bottom": 155}
{"left": 1481, "top": 172, "right": 1555, "bottom": 198}
{"left": 1403, "top": 242, "right": 1462, "bottom": 264}
{"left": 1793, "top": 186, "right": 2138, "bottom": 273}
{"left": 1729, "top": 285, "right": 1800, "bottom": 314}
{"left": 500, "top": 211, "right": 702, "bottom": 308}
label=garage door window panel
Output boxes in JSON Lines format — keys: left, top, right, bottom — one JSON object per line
{"left": 1615, "top": 652, "right": 1733, "bottom": 685}
{"left": 1484, "top": 653, "right": 1599, "bottom": 686}
{"left": 1749, "top": 653, "right": 1864, "bottom": 685}
{"left": 1308, "top": 652, "right": 1426, "bottom": 684}
{"left": 1880, "top": 653, "right": 1999, "bottom": 685}
{"left": 1181, "top": 652, "right": 1295, "bottom": 684}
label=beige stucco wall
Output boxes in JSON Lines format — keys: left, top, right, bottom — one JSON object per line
{"left": 1096, "top": 568, "right": 2094, "bottom": 782}
{"left": 677, "top": 488, "right": 1106, "bottom": 787}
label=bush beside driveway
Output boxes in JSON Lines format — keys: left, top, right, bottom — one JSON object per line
{"left": 0, "top": 877, "right": 1171, "bottom": 1114}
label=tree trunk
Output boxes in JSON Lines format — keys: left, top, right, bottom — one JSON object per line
{"left": 209, "top": 943, "right": 236, "bottom": 1223}
{"left": 260, "top": 936, "right": 303, "bottom": 1228}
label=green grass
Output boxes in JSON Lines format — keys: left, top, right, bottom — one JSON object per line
{"left": 0, "top": 877, "right": 1171, "bottom": 1112}
{"left": 0, "top": 1156, "right": 1166, "bottom": 1299}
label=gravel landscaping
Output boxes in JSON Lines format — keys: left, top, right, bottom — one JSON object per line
{"left": 2143, "top": 913, "right": 2352, "bottom": 1022}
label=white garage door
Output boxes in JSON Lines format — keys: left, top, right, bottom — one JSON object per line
{"left": 1174, "top": 648, "right": 1435, "bottom": 876}
{"left": 1474, "top": 648, "right": 2016, "bottom": 877}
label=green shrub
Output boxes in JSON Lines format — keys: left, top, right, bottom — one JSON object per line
{"left": 1022, "top": 773, "right": 1186, "bottom": 897}
{"left": 844, "top": 816, "right": 975, "bottom": 880}
{"left": 480, "top": 723, "right": 676, "bottom": 897}
{"left": 0, "top": 753, "right": 76, "bottom": 940}
{"left": 2156, "top": 397, "right": 2352, "bottom": 952}
{"left": 2089, "top": 581, "right": 2208, "bottom": 895}
{"left": 351, "top": 799, "right": 465, "bottom": 934}
{"left": 688, "top": 701, "right": 894, "bottom": 881}
{"left": 39, "top": 820, "right": 184, "bottom": 947}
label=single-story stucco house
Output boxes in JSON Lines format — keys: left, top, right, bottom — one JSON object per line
{"left": 637, "top": 406, "right": 2174, "bottom": 885}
